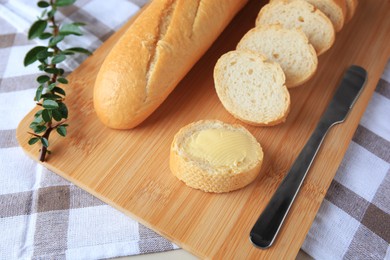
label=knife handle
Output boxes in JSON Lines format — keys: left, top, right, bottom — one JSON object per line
{"left": 250, "top": 119, "right": 334, "bottom": 248}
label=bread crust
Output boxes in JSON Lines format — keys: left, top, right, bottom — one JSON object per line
{"left": 230, "top": 103, "right": 291, "bottom": 127}
{"left": 170, "top": 120, "right": 263, "bottom": 193}
{"left": 307, "top": 0, "right": 347, "bottom": 31}
{"left": 345, "top": 0, "right": 358, "bottom": 23}
{"left": 94, "top": 0, "right": 248, "bottom": 129}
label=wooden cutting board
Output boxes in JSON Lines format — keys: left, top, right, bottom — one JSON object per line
{"left": 16, "top": 0, "right": 390, "bottom": 259}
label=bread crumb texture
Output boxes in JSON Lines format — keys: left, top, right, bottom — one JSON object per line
{"left": 256, "top": 0, "right": 335, "bottom": 55}
{"left": 214, "top": 50, "right": 290, "bottom": 125}
{"left": 270, "top": 0, "right": 347, "bottom": 32}
{"left": 237, "top": 25, "right": 318, "bottom": 88}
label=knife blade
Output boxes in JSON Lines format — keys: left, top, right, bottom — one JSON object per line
{"left": 250, "top": 65, "right": 367, "bottom": 249}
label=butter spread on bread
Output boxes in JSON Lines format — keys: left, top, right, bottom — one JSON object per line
{"left": 184, "top": 128, "right": 259, "bottom": 168}
{"left": 170, "top": 120, "right": 263, "bottom": 193}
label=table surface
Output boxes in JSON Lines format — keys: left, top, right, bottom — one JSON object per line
{"left": 1, "top": 0, "right": 389, "bottom": 259}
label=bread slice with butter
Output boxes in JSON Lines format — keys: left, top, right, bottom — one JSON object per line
{"left": 237, "top": 25, "right": 317, "bottom": 88}
{"left": 170, "top": 120, "right": 263, "bottom": 193}
{"left": 256, "top": 0, "right": 335, "bottom": 55}
{"left": 214, "top": 50, "right": 290, "bottom": 125}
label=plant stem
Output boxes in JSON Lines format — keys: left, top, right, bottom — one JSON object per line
{"left": 28, "top": 0, "right": 88, "bottom": 162}
{"left": 39, "top": 2, "right": 59, "bottom": 162}
{"left": 39, "top": 122, "right": 53, "bottom": 162}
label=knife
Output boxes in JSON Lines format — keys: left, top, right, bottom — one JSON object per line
{"left": 250, "top": 65, "right": 367, "bottom": 249}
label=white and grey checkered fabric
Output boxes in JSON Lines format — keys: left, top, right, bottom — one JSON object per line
{"left": 0, "top": 0, "right": 179, "bottom": 259}
{"left": 302, "top": 63, "right": 390, "bottom": 259}
{"left": 0, "top": 0, "right": 389, "bottom": 259}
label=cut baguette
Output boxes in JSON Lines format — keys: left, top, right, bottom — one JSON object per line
{"left": 214, "top": 50, "right": 290, "bottom": 125}
{"left": 256, "top": 0, "right": 335, "bottom": 55}
{"left": 270, "top": 0, "right": 346, "bottom": 32}
{"left": 93, "top": 0, "right": 248, "bottom": 129}
{"left": 170, "top": 120, "right": 263, "bottom": 193}
{"left": 237, "top": 25, "right": 317, "bottom": 88}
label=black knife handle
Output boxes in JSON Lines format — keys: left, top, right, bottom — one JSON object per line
{"left": 250, "top": 119, "right": 333, "bottom": 248}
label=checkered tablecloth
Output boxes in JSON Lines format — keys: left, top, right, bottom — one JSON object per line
{"left": 0, "top": 0, "right": 389, "bottom": 259}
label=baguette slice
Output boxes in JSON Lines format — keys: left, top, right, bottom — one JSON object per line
{"left": 237, "top": 25, "right": 317, "bottom": 88}
{"left": 94, "top": 0, "right": 248, "bottom": 129}
{"left": 271, "top": 0, "right": 346, "bottom": 32}
{"left": 345, "top": 0, "right": 358, "bottom": 23}
{"left": 256, "top": 0, "right": 335, "bottom": 55}
{"left": 214, "top": 50, "right": 290, "bottom": 125}
{"left": 170, "top": 120, "right": 263, "bottom": 193}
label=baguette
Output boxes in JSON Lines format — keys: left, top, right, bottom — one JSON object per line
{"left": 214, "top": 50, "right": 290, "bottom": 125}
{"left": 94, "top": 0, "right": 248, "bottom": 129}
{"left": 170, "top": 120, "right": 263, "bottom": 193}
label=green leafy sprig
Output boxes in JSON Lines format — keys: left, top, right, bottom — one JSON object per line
{"left": 24, "top": 0, "right": 91, "bottom": 162}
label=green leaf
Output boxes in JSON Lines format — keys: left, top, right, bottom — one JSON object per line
{"left": 47, "top": 9, "right": 56, "bottom": 18}
{"left": 58, "top": 68, "right": 65, "bottom": 75}
{"left": 42, "top": 109, "right": 52, "bottom": 122}
{"left": 38, "top": 64, "right": 46, "bottom": 71}
{"left": 51, "top": 54, "right": 66, "bottom": 64}
{"left": 39, "top": 32, "right": 52, "bottom": 39}
{"left": 32, "top": 115, "right": 44, "bottom": 125}
{"left": 41, "top": 137, "right": 49, "bottom": 147}
{"left": 73, "top": 22, "right": 86, "bottom": 26}
{"left": 49, "top": 35, "right": 64, "bottom": 47}
{"left": 65, "top": 47, "right": 92, "bottom": 55}
{"left": 29, "top": 122, "right": 38, "bottom": 129}
{"left": 61, "top": 50, "right": 75, "bottom": 55}
{"left": 53, "top": 87, "right": 66, "bottom": 96}
{"left": 28, "top": 137, "right": 40, "bottom": 145}
{"left": 47, "top": 82, "right": 57, "bottom": 91}
{"left": 34, "top": 110, "right": 43, "bottom": 117}
{"left": 37, "top": 1, "right": 50, "bottom": 8}
{"left": 43, "top": 99, "right": 58, "bottom": 109}
{"left": 36, "top": 50, "right": 49, "bottom": 60}
{"left": 57, "top": 77, "right": 68, "bottom": 84}
{"left": 35, "top": 84, "right": 44, "bottom": 101}
{"left": 34, "top": 125, "right": 47, "bottom": 134}
{"left": 56, "top": 0, "right": 76, "bottom": 6}
{"left": 59, "top": 23, "right": 83, "bottom": 36}
{"left": 41, "top": 93, "right": 62, "bottom": 100}
{"left": 52, "top": 109, "right": 63, "bottom": 121}
{"left": 61, "top": 124, "right": 69, "bottom": 127}
{"left": 58, "top": 102, "right": 68, "bottom": 119}
{"left": 28, "top": 20, "right": 47, "bottom": 40}
{"left": 40, "top": 8, "right": 48, "bottom": 18}
{"left": 37, "top": 75, "right": 50, "bottom": 83}
{"left": 44, "top": 67, "right": 59, "bottom": 74}
{"left": 24, "top": 46, "right": 47, "bottom": 66}
{"left": 56, "top": 125, "right": 67, "bottom": 136}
